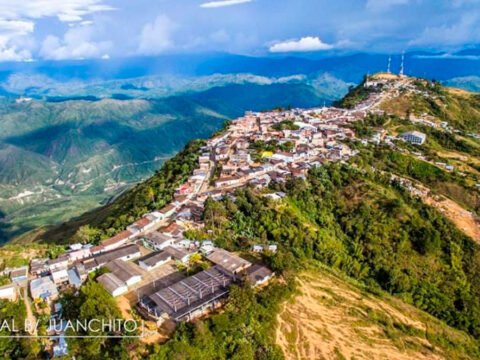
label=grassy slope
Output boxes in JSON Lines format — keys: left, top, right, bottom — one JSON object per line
{"left": 154, "top": 162, "right": 480, "bottom": 359}
{"left": 345, "top": 78, "right": 480, "bottom": 214}
{"left": 278, "top": 267, "right": 479, "bottom": 360}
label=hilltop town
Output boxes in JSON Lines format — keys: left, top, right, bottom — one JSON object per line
{"left": 1, "top": 73, "right": 475, "bottom": 357}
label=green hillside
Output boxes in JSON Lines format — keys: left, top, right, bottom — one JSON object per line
{"left": 145, "top": 162, "right": 480, "bottom": 359}
{"left": 5, "top": 76, "right": 480, "bottom": 359}
{"left": 0, "top": 82, "right": 332, "bottom": 241}
{"left": 1, "top": 82, "right": 329, "bottom": 242}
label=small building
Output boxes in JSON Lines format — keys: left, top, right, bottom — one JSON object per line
{"left": 67, "top": 247, "right": 91, "bottom": 262}
{"left": 101, "top": 230, "right": 133, "bottom": 251}
{"left": 69, "top": 243, "right": 83, "bottom": 251}
{"left": 138, "top": 252, "right": 172, "bottom": 271}
{"left": 158, "top": 204, "right": 177, "bottom": 219}
{"left": 97, "top": 273, "right": 128, "bottom": 297}
{"left": 89, "top": 244, "right": 142, "bottom": 271}
{"left": 175, "top": 239, "right": 193, "bottom": 249}
{"left": 47, "top": 256, "right": 69, "bottom": 272}
{"left": 246, "top": 265, "right": 274, "bottom": 287}
{"left": 215, "top": 176, "right": 242, "bottom": 188}
{"left": 206, "top": 249, "right": 251, "bottom": 277}
{"left": 143, "top": 232, "right": 175, "bottom": 251}
{"left": 0, "top": 284, "right": 17, "bottom": 301}
{"left": 267, "top": 244, "right": 278, "bottom": 253}
{"left": 74, "top": 264, "right": 88, "bottom": 282}
{"left": 106, "top": 260, "right": 142, "bottom": 287}
{"left": 51, "top": 269, "right": 69, "bottom": 285}
{"left": 200, "top": 240, "right": 215, "bottom": 254}
{"left": 30, "top": 258, "right": 49, "bottom": 277}
{"left": 161, "top": 222, "right": 183, "bottom": 238}
{"left": 163, "top": 246, "right": 193, "bottom": 264}
{"left": 10, "top": 266, "right": 28, "bottom": 283}
{"left": 127, "top": 217, "right": 154, "bottom": 234}
{"left": 252, "top": 245, "right": 263, "bottom": 253}
{"left": 67, "top": 268, "right": 83, "bottom": 288}
{"left": 400, "top": 131, "right": 426, "bottom": 145}
{"left": 30, "top": 277, "right": 59, "bottom": 302}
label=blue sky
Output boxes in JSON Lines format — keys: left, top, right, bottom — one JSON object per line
{"left": 0, "top": 0, "right": 479, "bottom": 62}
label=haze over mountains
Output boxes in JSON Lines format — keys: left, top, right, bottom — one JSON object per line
{"left": 0, "top": 51, "right": 479, "bottom": 242}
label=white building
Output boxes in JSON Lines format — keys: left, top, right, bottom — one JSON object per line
{"left": 51, "top": 269, "right": 69, "bottom": 285}
{"left": 97, "top": 273, "right": 128, "bottom": 297}
{"left": 400, "top": 131, "right": 426, "bottom": 145}
{"left": 0, "top": 284, "right": 17, "bottom": 301}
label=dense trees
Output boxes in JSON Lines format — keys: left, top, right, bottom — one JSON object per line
{"left": 62, "top": 281, "right": 139, "bottom": 359}
{"left": 271, "top": 120, "right": 299, "bottom": 131}
{"left": 0, "top": 300, "right": 41, "bottom": 359}
{"left": 197, "top": 163, "right": 480, "bottom": 342}
{"left": 148, "top": 281, "right": 294, "bottom": 360}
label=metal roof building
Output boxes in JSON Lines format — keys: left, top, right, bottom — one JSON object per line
{"left": 139, "top": 265, "right": 233, "bottom": 322}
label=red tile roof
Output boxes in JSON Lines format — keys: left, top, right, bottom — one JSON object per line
{"left": 101, "top": 230, "right": 132, "bottom": 247}
{"left": 159, "top": 204, "right": 176, "bottom": 214}
{"left": 134, "top": 217, "right": 152, "bottom": 228}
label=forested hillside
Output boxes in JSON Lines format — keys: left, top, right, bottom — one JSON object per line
{"left": 1, "top": 80, "right": 328, "bottom": 242}
{"left": 144, "top": 162, "right": 480, "bottom": 359}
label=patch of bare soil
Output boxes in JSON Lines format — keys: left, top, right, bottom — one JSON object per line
{"left": 276, "top": 272, "right": 447, "bottom": 360}
{"left": 116, "top": 295, "right": 170, "bottom": 344}
{"left": 424, "top": 195, "right": 480, "bottom": 244}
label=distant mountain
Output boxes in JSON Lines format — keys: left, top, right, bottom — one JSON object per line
{"left": 0, "top": 51, "right": 479, "bottom": 92}
{"left": 0, "top": 81, "right": 329, "bottom": 242}
{"left": 1, "top": 51, "right": 478, "bottom": 241}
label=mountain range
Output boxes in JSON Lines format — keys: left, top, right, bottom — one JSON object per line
{"left": 1, "top": 51, "right": 479, "bottom": 242}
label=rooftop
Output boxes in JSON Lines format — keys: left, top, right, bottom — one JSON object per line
{"left": 97, "top": 273, "right": 126, "bottom": 293}
{"left": 142, "top": 265, "right": 233, "bottom": 321}
{"left": 106, "top": 260, "right": 142, "bottom": 283}
{"left": 206, "top": 249, "right": 251, "bottom": 274}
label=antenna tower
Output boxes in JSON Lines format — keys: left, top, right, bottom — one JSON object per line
{"left": 399, "top": 52, "right": 405, "bottom": 76}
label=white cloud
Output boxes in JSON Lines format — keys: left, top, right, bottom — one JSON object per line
{"left": 137, "top": 15, "right": 177, "bottom": 55}
{"left": 0, "top": 1, "right": 114, "bottom": 24}
{"left": 269, "top": 36, "right": 334, "bottom": 53}
{"left": 200, "top": 0, "right": 252, "bottom": 8}
{"left": 0, "top": 46, "right": 31, "bottom": 61}
{"left": 410, "top": 13, "right": 480, "bottom": 46}
{"left": 0, "top": 20, "right": 34, "bottom": 61}
{"left": 40, "top": 26, "right": 112, "bottom": 60}
{"left": 0, "top": 0, "right": 113, "bottom": 61}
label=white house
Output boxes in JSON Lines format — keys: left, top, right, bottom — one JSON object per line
{"left": 30, "top": 277, "right": 59, "bottom": 301}
{"left": 138, "top": 252, "right": 172, "bottom": 271}
{"left": 51, "top": 269, "right": 69, "bottom": 285}
{"left": 0, "top": 284, "right": 17, "bottom": 301}
{"left": 158, "top": 204, "right": 177, "bottom": 219}
{"left": 106, "top": 260, "right": 142, "bottom": 287}
{"left": 215, "top": 176, "right": 242, "bottom": 188}
{"left": 143, "top": 232, "right": 175, "bottom": 251}
{"left": 97, "top": 273, "right": 128, "bottom": 297}
{"left": 67, "top": 247, "right": 91, "bottom": 262}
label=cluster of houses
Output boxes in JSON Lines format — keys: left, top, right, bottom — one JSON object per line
{"left": 0, "top": 102, "right": 372, "bottom": 314}
{"left": 203, "top": 107, "right": 364, "bottom": 193}
{"left": 1, "top": 91, "right": 402, "bottom": 356}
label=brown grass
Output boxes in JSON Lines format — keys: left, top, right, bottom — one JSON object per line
{"left": 276, "top": 270, "right": 477, "bottom": 360}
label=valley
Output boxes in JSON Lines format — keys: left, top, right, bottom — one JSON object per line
{"left": 0, "top": 81, "right": 332, "bottom": 242}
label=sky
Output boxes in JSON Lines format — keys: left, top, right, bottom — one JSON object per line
{"left": 0, "top": 0, "right": 479, "bottom": 62}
